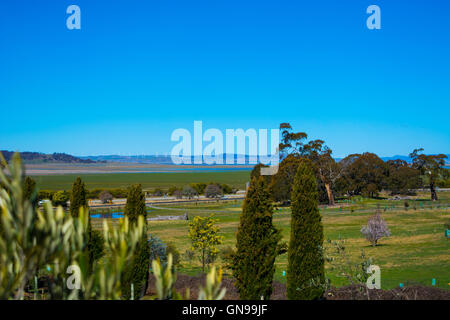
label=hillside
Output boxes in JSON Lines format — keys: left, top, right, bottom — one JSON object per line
{"left": 0, "top": 151, "right": 99, "bottom": 164}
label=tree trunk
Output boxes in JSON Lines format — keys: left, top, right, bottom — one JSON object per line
{"left": 324, "top": 183, "right": 335, "bottom": 206}
{"left": 202, "top": 250, "right": 205, "bottom": 272}
{"left": 430, "top": 183, "right": 438, "bottom": 201}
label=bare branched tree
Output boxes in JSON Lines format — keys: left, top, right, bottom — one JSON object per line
{"left": 361, "top": 212, "right": 391, "bottom": 246}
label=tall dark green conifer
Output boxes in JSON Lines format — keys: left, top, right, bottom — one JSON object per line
{"left": 23, "top": 176, "right": 37, "bottom": 209}
{"left": 122, "top": 184, "right": 150, "bottom": 299}
{"left": 70, "top": 177, "right": 104, "bottom": 273}
{"left": 233, "top": 176, "right": 281, "bottom": 300}
{"left": 287, "top": 159, "right": 324, "bottom": 300}
{"left": 70, "top": 177, "right": 87, "bottom": 217}
{"left": 124, "top": 184, "right": 147, "bottom": 222}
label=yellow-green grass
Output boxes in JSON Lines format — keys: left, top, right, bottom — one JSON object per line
{"left": 91, "top": 194, "right": 450, "bottom": 290}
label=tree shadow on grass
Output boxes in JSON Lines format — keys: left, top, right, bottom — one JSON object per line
{"left": 362, "top": 243, "right": 390, "bottom": 248}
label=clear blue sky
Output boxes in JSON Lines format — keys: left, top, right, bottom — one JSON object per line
{"left": 1, "top": 0, "right": 449, "bottom": 158}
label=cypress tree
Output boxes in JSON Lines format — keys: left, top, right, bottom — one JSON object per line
{"left": 70, "top": 177, "right": 87, "bottom": 217}
{"left": 287, "top": 159, "right": 325, "bottom": 300}
{"left": 23, "top": 176, "right": 37, "bottom": 209}
{"left": 70, "top": 177, "right": 104, "bottom": 272}
{"left": 122, "top": 184, "right": 150, "bottom": 299}
{"left": 124, "top": 184, "right": 147, "bottom": 222}
{"left": 233, "top": 176, "right": 281, "bottom": 300}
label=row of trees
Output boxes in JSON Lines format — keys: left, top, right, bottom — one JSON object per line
{"left": 167, "top": 182, "right": 235, "bottom": 199}
{"left": 232, "top": 158, "right": 325, "bottom": 299}
{"left": 268, "top": 123, "right": 448, "bottom": 204}
{"left": 38, "top": 188, "right": 130, "bottom": 202}
{"left": 37, "top": 181, "right": 237, "bottom": 206}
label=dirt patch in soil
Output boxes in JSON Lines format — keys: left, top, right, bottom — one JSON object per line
{"left": 325, "top": 284, "right": 450, "bottom": 300}
{"left": 146, "top": 274, "right": 450, "bottom": 300}
{"left": 146, "top": 274, "right": 287, "bottom": 300}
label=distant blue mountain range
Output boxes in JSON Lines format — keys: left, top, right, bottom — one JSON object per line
{"left": 81, "top": 154, "right": 450, "bottom": 165}
{"left": 4, "top": 151, "right": 447, "bottom": 165}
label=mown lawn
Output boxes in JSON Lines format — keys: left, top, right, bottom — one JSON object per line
{"left": 91, "top": 192, "right": 450, "bottom": 290}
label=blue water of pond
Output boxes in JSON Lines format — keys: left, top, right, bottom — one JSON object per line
{"left": 91, "top": 212, "right": 124, "bottom": 219}
{"left": 90, "top": 210, "right": 152, "bottom": 219}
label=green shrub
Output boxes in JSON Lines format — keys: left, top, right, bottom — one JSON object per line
{"left": 220, "top": 245, "right": 235, "bottom": 271}
{"left": 109, "top": 188, "right": 128, "bottom": 198}
{"left": 38, "top": 190, "right": 55, "bottom": 201}
{"left": 183, "top": 249, "right": 195, "bottom": 265}
{"left": 168, "top": 186, "right": 180, "bottom": 196}
{"left": 88, "top": 229, "right": 105, "bottom": 263}
{"left": 87, "top": 188, "right": 103, "bottom": 199}
{"left": 221, "top": 183, "right": 233, "bottom": 194}
{"left": 148, "top": 234, "right": 167, "bottom": 266}
{"left": 190, "top": 183, "right": 207, "bottom": 195}
{"left": 52, "top": 191, "right": 69, "bottom": 207}
{"left": 166, "top": 243, "right": 181, "bottom": 267}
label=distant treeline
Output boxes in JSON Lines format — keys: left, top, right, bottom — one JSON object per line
{"left": 38, "top": 188, "right": 129, "bottom": 201}
{"left": 253, "top": 123, "right": 449, "bottom": 204}
{"left": 37, "top": 182, "right": 236, "bottom": 201}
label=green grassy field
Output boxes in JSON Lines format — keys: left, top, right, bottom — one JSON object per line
{"left": 32, "top": 171, "right": 251, "bottom": 191}
{"left": 91, "top": 191, "right": 450, "bottom": 290}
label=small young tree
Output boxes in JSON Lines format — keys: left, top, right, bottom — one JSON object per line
{"left": 361, "top": 212, "right": 391, "bottom": 246}
{"left": 205, "top": 184, "right": 222, "bottom": 199}
{"left": 287, "top": 159, "right": 325, "bottom": 300}
{"left": 99, "top": 190, "right": 113, "bottom": 204}
{"left": 188, "top": 215, "right": 223, "bottom": 272}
